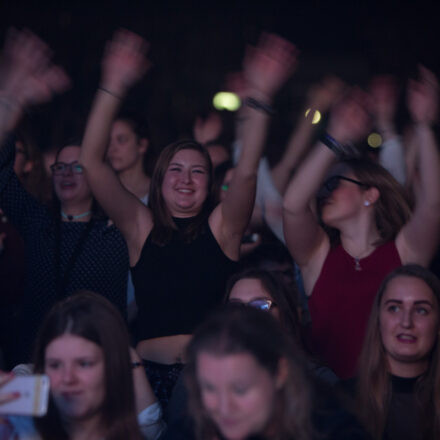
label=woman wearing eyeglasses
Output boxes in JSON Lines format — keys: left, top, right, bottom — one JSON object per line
{"left": 282, "top": 72, "right": 440, "bottom": 379}
{"left": 0, "top": 31, "right": 129, "bottom": 363}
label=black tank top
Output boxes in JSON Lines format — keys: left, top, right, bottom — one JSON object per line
{"left": 131, "top": 217, "right": 237, "bottom": 340}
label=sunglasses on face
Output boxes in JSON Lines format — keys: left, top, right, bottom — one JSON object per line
{"left": 323, "top": 175, "right": 367, "bottom": 193}
{"left": 50, "top": 162, "right": 84, "bottom": 176}
{"left": 229, "top": 298, "right": 276, "bottom": 312}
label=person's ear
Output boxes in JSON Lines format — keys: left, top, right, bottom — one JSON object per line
{"left": 138, "top": 138, "right": 149, "bottom": 154}
{"left": 364, "top": 186, "right": 380, "bottom": 206}
{"left": 23, "top": 160, "right": 34, "bottom": 174}
{"left": 275, "top": 357, "right": 289, "bottom": 389}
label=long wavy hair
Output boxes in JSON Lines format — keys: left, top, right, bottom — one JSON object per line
{"left": 319, "top": 158, "right": 412, "bottom": 246}
{"left": 357, "top": 265, "right": 440, "bottom": 439}
{"left": 33, "top": 291, "right": 143, "bottom": 440}
{"left": 185, "top": 305, "right": 313, "bottom": 440}
{"left": 148, "top": 139, "right": 214, "bottom": 245}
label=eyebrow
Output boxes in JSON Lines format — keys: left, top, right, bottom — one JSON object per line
{"left": 168, "top": 162, "right": 207, "bottom": 168}
{"left": 384, "top": 299, "right": 434, "bottom": 307}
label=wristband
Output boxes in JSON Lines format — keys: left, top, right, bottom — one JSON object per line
{"left": 319, "top": 132, "right": 361, "bottom": 159}
{"left": 245, "top": 97, "right": 275, "bottom": 116}
{"left": 131, "top": 361, "right": 143, "bottom": 369}
{"left": 98, "top": 86, "right": 122, "bottom": 100}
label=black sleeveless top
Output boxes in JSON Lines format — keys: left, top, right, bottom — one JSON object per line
{"left": 131, "top": 217, "right": 237, "bottom": 340}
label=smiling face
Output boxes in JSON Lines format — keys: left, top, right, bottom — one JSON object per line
{"left": 45, "top": 334, "right": 105, "bottom": 423}
{"left": 107, "top": 120, "right": 147, "bottom": 173}
{"left": 197, "top": 351, "right": 280, "bottom": 440}
{"left": 379, "top": 275, "right": 439, "bottom": 376}
{"left": 52, "top": 146, "right": 92, "bottom": 207}
{"left": 228, "top": 278, "right": 280, "bottom": 319}
{"left": 161, "top": 148, "right": 209, "bottom": 218}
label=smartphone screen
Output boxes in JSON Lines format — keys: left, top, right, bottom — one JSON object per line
{"left": 0, "top": 375, "right": 50, "bottom": 417}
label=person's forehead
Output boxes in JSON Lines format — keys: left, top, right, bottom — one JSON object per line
{"left": 57, "top": 145, "right": 81, "bottom": 162}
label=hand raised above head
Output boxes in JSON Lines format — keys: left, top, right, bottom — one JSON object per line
{"left": 369, "top": 74, "right": 399, "bottom": 124}
{"left": 193, "top": 112, "right": 222, "bottom": 145}
{"left": 243, "top": 33, "right": 299, "bottom": 101}
{"left": 407, "top": 65, "right": 438, "bottom": 125}
{"left": 0, "top": 28, "right": 70, "bottom": 107}
{"left": 327, "top": 87, "right": 372, "bottom": 145}
{"left": 307, "top": 76, "right": 345, "bottom": 112}
{"left": 101, "top": 29, "right": 151, "bottom": 97}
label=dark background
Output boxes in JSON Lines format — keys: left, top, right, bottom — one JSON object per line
{"left": 1, "top": 0, "right": 438, "bottom": 161}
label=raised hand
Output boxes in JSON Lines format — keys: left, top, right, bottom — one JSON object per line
{"left": 307, "top": 76, "right": 345, "bottom": 112}
{"left": 407, "top": 65, "right": 438, "bottom": 125}
{"left": 193, "top": 112, "right": 222, "bottom": 144}
{"left": 327, "top": 87, "right": 372, "bottom": 145}
{"left": 101, "top": 29, "right": 150, "bottom": 97}
{"left": 370, "top": 75, "right": 399, "bottom": 130}
{"left": 243, "top": 33, "right": 298, "bottom": 101}
{"left": 0, "top": 28, "right": 70, "bottom": 107}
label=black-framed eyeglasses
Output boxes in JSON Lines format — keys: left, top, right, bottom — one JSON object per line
{"left": 229, "top": 298, "right": 276, "bottom": 312}
{"left": 50, "top": 162, "right": 84, "bottom": 176}
{"left": 323, "top": 175, "right": 368, "bottom": 193}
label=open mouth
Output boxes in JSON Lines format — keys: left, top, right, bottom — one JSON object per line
{"left": 397, "top": 334, "right": 417, "bottom": 343}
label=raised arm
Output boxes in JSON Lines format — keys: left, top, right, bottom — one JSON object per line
{"left": 396, "top": 66, "right": 440, "bottom": 266}
{"left": 283, "top": 89, "right": 371, "bottom": 289}
{"left": 271, "top": 76, "right": 344, "bottom": 194}
{"left": 210, "top": 33, "right": 298, "bottom": 259}
{"left": 80, "top": 30, "right": 152, "bottom": 263}
{"left": 0, "top": 28, "right": 69, "bottom": 144}
{"left": 370, "top": 75, "right": 406, "bottom": 185}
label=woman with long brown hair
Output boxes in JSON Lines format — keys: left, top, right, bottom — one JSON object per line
{"left": 282, "top": 70, "right": 440, "bottom": 379}
{"left": 80, "top": 30, "right": 298, "bottom": 406}
{"left": 357, "top": 265, "right": 440, "bottom": 439}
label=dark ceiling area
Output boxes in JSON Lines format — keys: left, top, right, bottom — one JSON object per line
{"left": 0, "top": 0, "right": 438, "bottom": 157}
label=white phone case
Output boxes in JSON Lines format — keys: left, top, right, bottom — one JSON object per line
{"left": 0, "top": 375, "right": 50, "bottom": 417}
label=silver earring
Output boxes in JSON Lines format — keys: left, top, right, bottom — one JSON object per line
{"left": 364, "top": 200, "right": 370, "bottom": 206}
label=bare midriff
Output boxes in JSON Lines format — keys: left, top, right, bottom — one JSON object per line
{"left": 136, "top": 335, "right": 192, "bottom": 365}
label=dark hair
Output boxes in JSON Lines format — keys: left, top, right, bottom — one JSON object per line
{"left": 115, "top": 111, "right": 154, "bottom": 176}
{"left": 319, "top": 158, "right": 411, "bottom": 245}
{"left": 185, "top": 305, "right": 312, "bottom": 440}
{"left": 357, "top": 265, "right": 440, "bottom": 439}
{"left": 148, "top": 139, "right": 214, "bottom": 245}
{"left": 33, "top": 291, "right": 143, "bottom": 440}
{"left": 225, "top": 268, "right": 301, "bottom": 346}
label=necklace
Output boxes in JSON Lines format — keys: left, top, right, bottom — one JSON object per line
{"left": 354, "top": 257, "right": 362, "bottom": 271}
{"left": 61, "top": 210, "right": 92, "bottom": 221}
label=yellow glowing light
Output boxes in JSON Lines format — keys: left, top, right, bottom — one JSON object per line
{"left": 367, "top": 133, "right": 382, "bottom": 148}
{"left": 212, "top": 92, "right": 241, "bottom": 111}
{"left": 305, "top": 108, "right": 321, "bottom": 124}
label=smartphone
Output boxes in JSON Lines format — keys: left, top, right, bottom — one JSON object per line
{"left": 0, "top": 375, "right": 50, "bottom": 417}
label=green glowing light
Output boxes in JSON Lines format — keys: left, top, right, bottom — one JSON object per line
{"left": 367, "top": 133, "right": 382, "bottom": 148}
{"left": 213, "top": 92, "right": 241, "bottom": 111}
{"left": 305, "top": 108, "right": 322, "bottom": 124}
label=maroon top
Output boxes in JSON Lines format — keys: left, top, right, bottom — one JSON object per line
{"left": 308, "top": 241, "right": 401, "bottom": 379}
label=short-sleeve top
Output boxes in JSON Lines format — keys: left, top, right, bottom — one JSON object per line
{"left": 0, "top": 138, "right": 128, "bottom": 362}
{"left": 308, "top": 241, "right": 401, "bottom": 379}
{"left": 131, "top": 217, "right": 238, "bottom": 340}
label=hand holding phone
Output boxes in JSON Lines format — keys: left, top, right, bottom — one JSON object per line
{"left": 0, "top": 373, "right": 49, "bottom": 417}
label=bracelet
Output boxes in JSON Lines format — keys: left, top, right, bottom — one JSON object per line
{"left": 245, "top": 97, "right": 275, "bottom": 116}
{"left": 319, "top": 132, "right": 361, "bottom": 159}
{"left": 131, "top": 361, "right": 143, "bottom": 369}
{"left": 98, "top": 86, "right": 122, "bottom": 100}
{"left": 319, "top": 132, "right": 342, "bottom": 155}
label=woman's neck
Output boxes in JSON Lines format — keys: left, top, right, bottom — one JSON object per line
{"left": 61, "top": 200, "right": 93, "bottom": 222}
{"left": 118, "top": 164, "right": 150, "bottom": 200}
{"left": 339, "top": 217, "right": 381, "bottom": 259}
{"left": 389, "top": 359, "right": 429, "bottom": 378}
{"left": 62, "top": 415, "right": 104, "bottom": 440}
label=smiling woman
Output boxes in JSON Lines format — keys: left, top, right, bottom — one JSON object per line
{"left": 356, "top": 265, "right": 440, "bottom": 440}
{"left": 0, "top": 30, "right": 129, "bottom": 364}
{"left": 79, "top": 29, "right": 298, "bottom": 407}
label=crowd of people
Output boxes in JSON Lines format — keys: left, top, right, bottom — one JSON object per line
{"left": 0, "top": 25, "right": 440, "bottom": 440}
